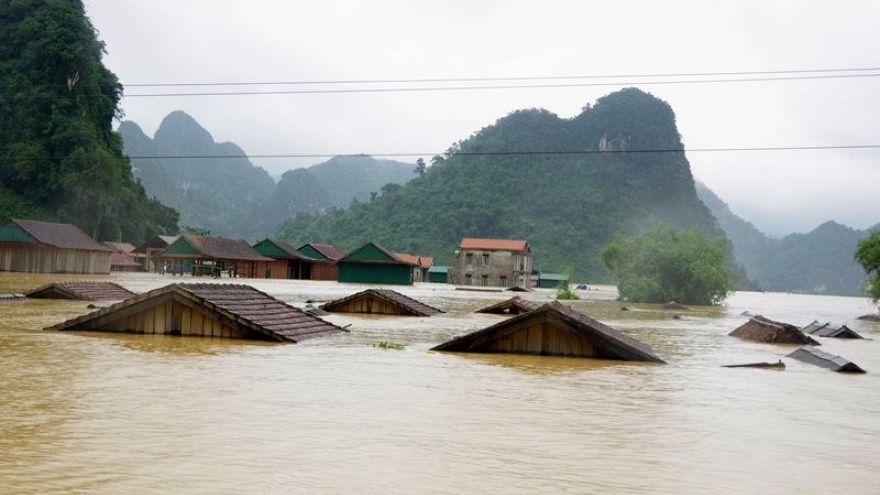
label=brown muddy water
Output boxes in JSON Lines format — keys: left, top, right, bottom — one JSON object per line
{"left": 1, "top": 272, "right": 879, "bottom": 494}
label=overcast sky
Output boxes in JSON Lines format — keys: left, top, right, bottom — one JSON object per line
{"left": 81, "top": 0, "right": 879, "bottom": 236}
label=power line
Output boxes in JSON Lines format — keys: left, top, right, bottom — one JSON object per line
{"left": 5, "top": 144, "right": 867, "bottom": 161}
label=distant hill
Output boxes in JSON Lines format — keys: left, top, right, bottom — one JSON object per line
{"left": 121, "top": 112, "right": 416, "bottom": 240}
{"left": 696, "top": 182, "right": 871, "bottom": 295}
{"left": 277, "top": 88, "right": 725, "bottom": 281}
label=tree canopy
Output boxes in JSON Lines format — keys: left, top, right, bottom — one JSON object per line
{"left": 0, "top": 0, "right": 178, "bottom": 242}
{"left": 601, "top": 227, "right": 734, "bottom": 305}
{"left": 854, "top": 230, "right": 880, "bottom": 304}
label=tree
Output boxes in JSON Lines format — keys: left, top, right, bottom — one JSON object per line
{"left": 855, "top": 230, "right": 880, "bottom": 305}
{"left": 414, "top": 158, "right": 426, "bottom": 177}
{"left": 0, "top": 0, "right": 178, "bottom": 242}
{"left": 601, "top": 227, "right": 733, "bottom": 305}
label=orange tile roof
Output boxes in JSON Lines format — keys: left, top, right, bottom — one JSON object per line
{"left": 393, "top": 253, "right": 434, "bottom": 268}
{"left": 460, "top": 238, "right": 529, "bottom": 252}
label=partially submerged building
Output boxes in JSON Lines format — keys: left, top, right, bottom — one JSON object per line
{"left": 103, "top": 241, "right": 142, "bottom": 272}
{"left": 432, "top": 301, "right": 665, "bottom": 362}
{"left": 133, "top": 235, "right": 179, "bottom": 272}
{"left": 26, "top": 281, "right": 136, "bottom": 301}
{"left": 297, "top": 243, "right": 345, "bottom": 280}
{"left": 321, "top": 288, "right": 443, "bottom": 316}
{"left": 449, "top": 238, "right": 532, "bottom": 289}
{"left": 729, "top": 315, "right": 819, "bottom": 345}
{"left": 157, "top": 235, "right": 273, "bottom": 278}
{"left": 394, "top": 253, "right": 434, "bottom": 283}
{"left": 0, "top": 219, "right": 112, "bottom": 274}
{"left": 336, "top": 242, "right": 417, "bottom": 285}
{"left": 252, "top": 238, "right": 318, "bottom": 280}
{"left": 46, "top": 283, "right": 346, "bottom": 343}
{"left": 801, "top": 321, "right": 864, "bottom": 339}
{"left": 787, "top": 346, "right": 865, "bottom": 373}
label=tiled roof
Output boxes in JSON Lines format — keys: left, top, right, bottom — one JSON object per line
{"left": 302, "top": 243, "right": 346, "bottom": 261}
{"left": 102, "top": 241, "right": 136, "bottom": 253}
{"left": 460, "top": 238, "right": 529, "bottom": 252}
{"left": 47, "top": 283, "right": 346, "bottom": 343}
{"left": 321, "top": 288, "right": 444, "bottom": 316}
{"left": 166, "top": 235, "right": 273, "bottom": 261}
{"left": 475, "top": 296, "right": 541, "bottom": 315}
{"left": 433, "top": 301, "right": 665, "bottom": 362}
{"left": 26, "top": 281, "right": 136, "bottom": 301}
{"left": 729, "top": 315, "right": 819, "bottom": 345}
{"left": 10, "top": 219, "right": 111, "bottom": 251}
{"left": 393, "top": 253, "right": 434, "bottom": 268}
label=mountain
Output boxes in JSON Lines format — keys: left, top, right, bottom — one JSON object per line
{"left": 277, "top": 88, "right": 723, "bottom": 280}
{"left": 696, "top": 182, "right": 871, "bottom": 295}
{"left": 121, "top": 113, "right": 416, "bottom": 240}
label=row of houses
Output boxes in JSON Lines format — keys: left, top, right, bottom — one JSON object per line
{"left": 1, "top": 218, "right": 563, "bottom": 287}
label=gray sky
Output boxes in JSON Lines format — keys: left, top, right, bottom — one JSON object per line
{"left": 82, "top": 0, "right": 879, "bottom": 236}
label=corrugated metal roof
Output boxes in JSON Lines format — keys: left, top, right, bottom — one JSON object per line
{"left": 460, "top": 238, "right": 529, "bottom": 252}
{"left": 9, "top": 219, "right": 112, "bottom": 251}
{"left": 433, "top": 301, "right": 665, "bottom": 362}
{"left": 46, "top": 283, "right": 346, "bottom": 343}
{"left": 301, "top": 243, "right": 345, "bottom": 261}
{"left": 256, "top": 238, "right": 317, "bottom": 261}
{"left": 787, "top": 346, "right": 865, "bottom": 373}
{"left": 26, "top": 281, "right": 136, "bottom": 301}
{"left": 321, "top": 288, "right": 444, "bottom": 316}
{"left": 801, "top": 321, "right": 864, "bottom": 339}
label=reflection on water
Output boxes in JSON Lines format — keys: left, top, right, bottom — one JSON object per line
{"left": 2, "top": 272, "right": 880, "bottom": 494}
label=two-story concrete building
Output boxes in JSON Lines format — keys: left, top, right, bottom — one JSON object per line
{"left": 450, "top": 238, "right": 531, "bottom": 288}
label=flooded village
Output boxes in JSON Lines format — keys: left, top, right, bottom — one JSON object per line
{"left": 2, "top": 219, "right": 880, "bottom": 494}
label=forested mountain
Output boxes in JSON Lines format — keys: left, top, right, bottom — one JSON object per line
{"left": 122, "top": 113, "right": 416, "bottom": 239}
{"left": 696, "top": 182, "right": 873, "bottom": 295}
{"left": 0, "top": 0, "right": 178, "bottom": 242}
{"left": 278, "top": 88, "right": 723, "bottom": 280}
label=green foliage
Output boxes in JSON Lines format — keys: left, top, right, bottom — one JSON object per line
{"left": 0, "top": 0, "right": 178, "bottom": 243}
{"left": 277, "top": 88, "right": 722, "bottom": 280}
{"left": 697, "top": 183, "right": 871, "bottom": 295}
{"left": 554, "top": 268, "right": 579, "bottom": 300}
{"left": 372, "top": 341, "right": 405, "bottom": 350}
{"left": 601, "top": 227, "right": 734, "bottom": 306}
{"left": 855, "top": 230, "right": 880, "bottom": 304}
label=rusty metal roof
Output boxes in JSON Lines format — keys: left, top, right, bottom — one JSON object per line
{"left": 475, "top": 296, "right": 541, "bottom": 315}
{"left": 9, "top": 219, "right": 112, "bottom": 251}
{"left": 46, "top": 283, "right": 347, "bottom": 343}
{"left": 729, "top": 315, "right": 819, "bottom": 345}
{"left": 26, "top": 281, "right": 136, "bottom": 301}
{"left": 321, "top": 288, "right": 444, "bottom": 316}
{"left": 433, "top": 301, "right": 665, "bottom": 362}
{"left": 460, "top": 238, "right": 529, "bottom": 252}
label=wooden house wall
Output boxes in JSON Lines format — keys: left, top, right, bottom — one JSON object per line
{"left": 259, "top": 260, "right": 290, "bottom": 279}
{"left": 311, "top": 262, "right": 338, "bottom": 281}
{"left": 90, "top": 299, "right": 249, "bottom": 339}
{"left": 0, "top": 245, "right": 111, "bottom": 274}
{"left": 329, "top": 297, "right": 409, "bottom": 315}
{"left": 485, "top": 322, "right": 597, "bottom": 357}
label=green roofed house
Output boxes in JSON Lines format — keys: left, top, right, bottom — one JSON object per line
{"left": 252, "top": 238, "right": 319, "bottom": 280}
{"left": 428, "top": 265, "right": 449, "bottom": 284}
{"left": 157, "top": 235, "right": 273, "bottom": 278}
{"left": 0, "top": 219, "right": 112, "bottom": 274}
{"left": 297, "top": 243, "right": 345, "bottom": 280}
{"left": 337, "top": 241, "right": 417, "bottom": 285}
{"left": 537, "top": 272, "right": 570, "bottom": 289}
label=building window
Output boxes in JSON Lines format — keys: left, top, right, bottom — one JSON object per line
{"left": 500, "top": 275, "right": 508, "bottom": 287}
{"left": 465, "top": 253, "right": 473, "bottom": 265}
{"left": 465, "top": 274, "right": 472, "bottom": 285}
{"left": 481, "top": 253, "right": 490, "bottom": 267}
{"left": 481, "top": 274, "right": 489, "bottom": 286}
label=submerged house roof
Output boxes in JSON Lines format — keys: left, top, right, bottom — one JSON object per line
{"left": 159, "top": 235, "right": 272, "bottom": 261}
{"left": 2, "top": 219, "right": 112, "bottom": 252}
{"left": 394, "top": 253, "right": 434, "bottom": 268}
{"left": 801, "top": 321, "right": 864, "bottom": 339}
{"left": 133, "top": 235, "right": 179, "bottom": 254}
{"left": 475, "top": 296, "right": 541, "bottom": 315}
{"left": 103, "top": 241, "right": 142, "bottom": 269}
{"left": 26, "top": 281, "right": 136, "bottom": 301}
{"left": 432, "top": 301, "right": 665, "bottom": 362}
{"left": 460, "top": 238, "right": 530, "bottom": 252}
{"left": 729, "top": 315, "right": 819, "bottom": 345}
{"left": 787, "top": 346, "right": 865, "bottom": 373}
{"left": 46, "top": 283, "right": 346, "bottom": 343}
{"left": 321, "top": 288, "right": 444, "bottom": 316}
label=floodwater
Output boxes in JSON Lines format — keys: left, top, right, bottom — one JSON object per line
{"left": 1, "top": 272, "right": 879, "bottom": 495}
